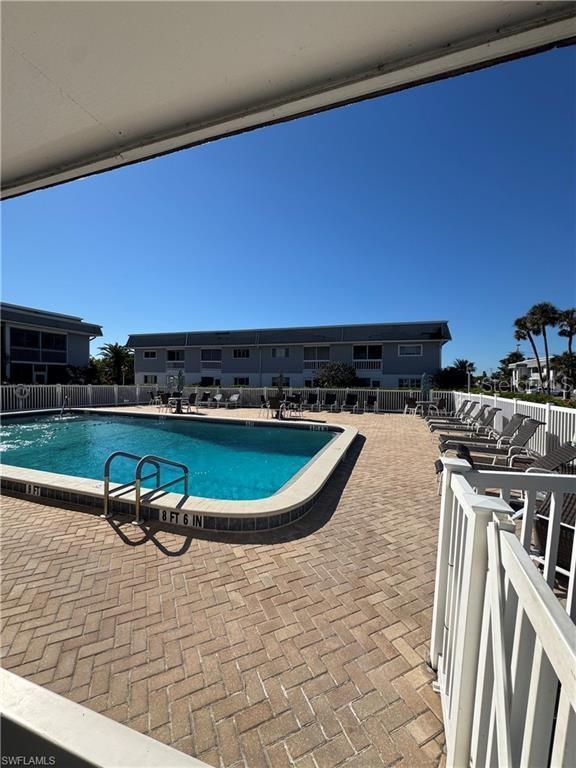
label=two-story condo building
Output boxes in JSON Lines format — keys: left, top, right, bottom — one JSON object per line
{"left": 1, "top": 303, "right": 102, "bottom": 384}
{"left": 127, "top": 321, "right": 451, "bottom": 389}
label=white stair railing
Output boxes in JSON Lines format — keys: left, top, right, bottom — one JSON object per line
{"left": 430, "top": 459, "right": 576, "bottom": 767}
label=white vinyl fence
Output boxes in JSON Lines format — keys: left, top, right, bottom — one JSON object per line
{"left": 454, "top": 391, "right": 576, "bottom": 456}
{"left": 431, "top": 459, "right": 576, "bottom": 767}
{"left": 1, "top": 385, "right": 455, "bottom": 414}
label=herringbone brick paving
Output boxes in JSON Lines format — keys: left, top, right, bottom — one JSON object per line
{"left": 1, "top": 410, "right": 445, "bottom": 767}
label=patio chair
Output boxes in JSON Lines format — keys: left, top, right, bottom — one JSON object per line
{"left": 427, "top": 397, "right": 447, "bottom": 417}
{"left": 258, "top": 394, "right": 270, "bottom": 418}
{"left": 456, "top": 418, "right": 544, "bottom": 465}
{"left": 426, "top": 398, "right": 470, "bottom": 423}
{"left": 342, "top": 393, "right": 359, "bottom": 413}
{"left": 183, "top": 392, "right": 197, "bottom": 413}
{"left": 226, "top": 393, "right": 240, "bottom": 408}
{"left": 268, "top": 396, "right": 283, "bottom": 419}
{"left": 428, "top": 401, "right": 480, "bottom": 431}
{"left": 365, "top": 394, "right": 378, "bottom": 413}
{"left": 197, "top": 391, "right": 211, "bottom": 409}
{"left": 322, "top": 392, "right": 337, "bottom": 412}
{"left": 303, "top": 393, "right": 318, "bottom": 411}
{"left": 404, "top": 396, "right": 418, "bottom": 415}
{"left": 438, "top": 412, "right": 527, "bottom": 452}
{"left": 158, "top": 392, "right": 171, "bottom": 411}
{"left": 286, "top": 394, "right": 302, "bottom": 418}
{"left": 209, "top": 393, "right": 223, "bottom": 408}
{"left": 149, "top": 390, "right": 161, "bottom": 406}
{"left": 435, "top": 405, "right": 498, "bottom": 436}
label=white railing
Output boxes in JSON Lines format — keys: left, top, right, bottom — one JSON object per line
{"left": 1, "top": 384, "right": 149, "bottom": 411}
{"left": 454, "top": 391, "right": 576, "bottom": 456}
{"left": 1, "top": 385, "right": 455, "bottom": 413}
{"left": 430, "top": 459, "right": 576, "bottom": 767}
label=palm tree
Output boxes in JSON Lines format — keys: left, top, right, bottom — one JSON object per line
{"left": 514, "top": 317, "right": 545, "bottom": 390}
{"left": 99, "top": 343, "right": 134, "bottom": 384}
{"left": 526, "top": 303, "right": 559, "bottom": 394}
{"left": 558, "top": 308, "right": 576, "bottom": 354}
{"left": 453, "top": 359, "right": 475, "bottom": 373}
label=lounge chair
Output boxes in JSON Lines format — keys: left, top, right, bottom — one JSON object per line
{"left": 286, "top": 394, "right": 302, "bottom": 418}
{"left": 183, "top": 392, "right": 197, "bottom": 413}
{"left": 226, "top": 393, "right": 240, "bottom": 408}
{"left": 450, "top": 440, "right": 576, "bottom": 474}
{"left": 455, "top": 418, "right": 544, "bottom": 465}
{"left": 427, "top": 397, "right": 447, "bottom": 417}
{"left": 404, "top": 396, "right": 418, "bottom": 415}
{"left": 426, "top": 398, "right": 470, "bottom": 423}
{"left": 322, "top": 393, "right": 337, "bottom": 412}
{"left": 533, "top": 492, "right": 576, "bottom": 572}
{"left": 365, "top": 394, "right": 377, "bottom": 413}
{"left": 435, "top": 405, "right": 499, "bottom": 436}
{"left": 438, "top": 412, "right": 527, "bottom": 452}
{"left": 303, "top": 393, "right": 319, "bottom": 411}
{"left": 342, "top": 393, "right": 359, "bottom": 413}
{"left": 428, "top": 401, "right": 481, "bottom": 432}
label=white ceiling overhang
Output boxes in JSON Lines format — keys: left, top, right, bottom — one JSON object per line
{"left": 2, "top": 1, "right": 575, "bottom": 199}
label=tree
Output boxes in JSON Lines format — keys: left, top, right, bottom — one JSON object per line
{"left": 453, "top": 359, "right": 475, "bottom": 374}
{"left": 526, "top": 303, "right": 559, "bottom": 394}
{"left": 313, "top": 362, "right": 360, "bottom": 388}
{"left": 98, "top": 343, "right": 134, "bottom": 384}
{"left": 498, "top": 350, "right": 525, "bottom": 378}
{"left": 558, "top": 308, "right": 576, "bottom": 355}
{"left": 551, "top": 352, "right": 576, "bottom": 394}
{"left": 514, "top": 316, "right": 545, "bottom": 391}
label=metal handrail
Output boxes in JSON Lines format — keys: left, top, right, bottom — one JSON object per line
{"left": 102, "top": 451, "right": 161, "bottom": 519}
{"left": 133, "top": 454, "right": 189, "bottom": 526}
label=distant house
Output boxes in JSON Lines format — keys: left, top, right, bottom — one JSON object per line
{"left": 127, "top": 321, "right": 451, "bottom": 388}
{"left": 1, "top": 303, "right": 102, "bottom": 384}
{"left": 508, "top": 356, "right": 558, "bottom": 391}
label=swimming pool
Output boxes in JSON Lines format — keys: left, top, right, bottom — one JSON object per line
{"left": 1, "top": 412, "right": 336, "bottom": 501}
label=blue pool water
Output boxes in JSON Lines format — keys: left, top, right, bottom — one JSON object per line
{"left": 0, "top": 413, "right": 335, "bottom": 500}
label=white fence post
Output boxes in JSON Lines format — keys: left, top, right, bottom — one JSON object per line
{"left": 545, "top": 401, "right": 551, "bottom": 451}
{"left": 114, "top": 385, "right": 118, "bottom": 406}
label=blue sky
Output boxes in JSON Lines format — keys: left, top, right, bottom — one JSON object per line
{"left": 2, "top": 46, "right": 574, "bottom": 372}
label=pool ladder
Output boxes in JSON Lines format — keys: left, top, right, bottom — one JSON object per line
{"left": 102, "top": 451, "right": 189, "bottom": 525}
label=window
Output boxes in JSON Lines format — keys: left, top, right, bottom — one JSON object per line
{"left": 371, "top": 380, "right": 380, "bottom": 388}
{"left": 234, "top": 377, "right": 249, "bottom": 386}
{"left": 143, "top": 375, "right": 158, "bottom": 384}
{"left": 233, "top": 348, "right": 250, "bottom": 359}
{"left": 41, "top": 332, "right": 66, "bottom": 351}
{"left": 272, "top": 348, "right": 289, "bottom": 358}
{"left": 201, "top": 349, "right": 222, "bottom": 361}
{"left": 353, "top": 345, "right": 382, "bottom": 360}
{"left": 11, "top": 329, "right": 40, "bottom": 348}
{"left": 143, "top": 350, "right": 157, "bottom": 359}
{"left": 272, "top": 376, "right": 290, "bottom": 386}
{"left": 167, "top": 349, "right": 185, "bottom": 361}
{"left": 398, "top": 378, "right": 421, "bottom": 389}
{"left": 303, "top": 346, "right": 330, "bottom": 360}
{"left": 398, "top": 344, "right": 423, "bottom": 357}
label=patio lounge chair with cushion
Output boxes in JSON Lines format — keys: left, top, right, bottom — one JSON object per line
{"left": 210, "top": 393, "right": 223, "bottom": 408}
{"left": 226, "top": 393, "right": 240, "bottom": 408}
{"left": 342, "top": 393, "right": 359, "bottom": 413}
{"left": 322, "top": 393, "right": 337, "bottom": 412}
{"left": 438, "top": 412, "right": 527, "bottom": 452}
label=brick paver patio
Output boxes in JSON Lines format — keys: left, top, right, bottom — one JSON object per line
{"left": 1, "top": 409, "right": 445, "bottom": 767}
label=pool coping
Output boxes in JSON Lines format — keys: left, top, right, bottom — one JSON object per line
{"left": 0, "top": 408, "right": 358, "bottom": 531}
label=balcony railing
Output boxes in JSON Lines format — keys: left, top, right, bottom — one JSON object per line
{"left": 353, "top": 360, "right": 381, "bottom": 370}
{"left": 303, "top": 361, "right": 329, "bottom": 369}
{"left": 200, "top": 360, "right": 222, "bottom": 369}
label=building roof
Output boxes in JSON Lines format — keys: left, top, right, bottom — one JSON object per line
{"left": 509, "top": 356, "right": 553, "bottom": 369}
{"left": 1, "top": 302, "right": 102, "bottom": 337}
{"left": 127, "top": 321, "right": 451, "bottom": 348}
{"left": 3, "top": 3, "right": 574, "bottom": 198}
